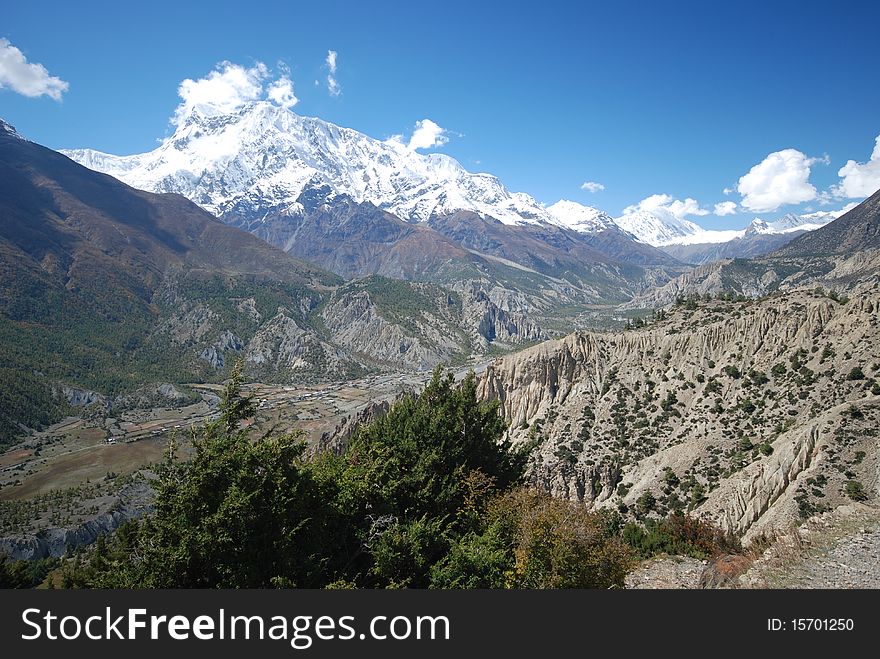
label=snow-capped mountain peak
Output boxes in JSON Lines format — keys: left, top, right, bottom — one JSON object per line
{"left": 62, "top": 101, "right": 561, "bottom": 227}
{"left": 546, "top": 199, "right": 618, "bottom": 233}
{"left": 747, "top": 210, "right": 842, "bottom": 236}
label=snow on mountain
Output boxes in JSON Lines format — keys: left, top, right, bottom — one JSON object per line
{"left": 614, "top": 206, "right": 848, "bottom": 247}
{"left": 62, "top": 101, "right": 561, "bottom": 227}
{"left": 662, "top": 227, "right": 749, "bottom": 245}
{"left": 0, "top": 119, "right": 23, "bottom": 140}
{"left": 766, "top": 212, "right": 817, "bottom": 232}
{"left": 59, "top": 99, "right": 852, "bottom": 250}
{"left": 613, "top": 209, "right": 705, "bottom": 245}
{"left": 546, "top": 199, "right": 619, "bottom": 233}
{"left": 764, "top": 206, "right": 856, "bottom": 233}
{"left": 743, "top": 208, "right": 850, "bottom": 237}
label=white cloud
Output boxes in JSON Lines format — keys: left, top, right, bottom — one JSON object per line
{"left": 737, "top": 148, "right": 824, "bottom": 212}
{"left": 172, "top": 61, "right": 307, "bottom": 123}
{"left": 267, "top": 76, "right": 298, "bottom": 109}
{"left": 175, "top": 61, "right": 268, "bottom": 123}
{"left": 817, "top": 190, "right": 834, "bottom": 206}
{"left": 623, "top": 193, "right": 710, "bottom": 220}
{"left": 713, "top": 201, "right": 738, "bottom": 216}
{"left": 722, "top": 187, "right": 733, "bottom": 195}
{"left": 326, "top": 50, "right": 341, "bottom": 97}
{"left": 407, "top": 119, "right": 448, "bottom": 150}
{"left": 580, "top": 181, "right": 605, "bottom": 193}
{"left": 0, "top": 38, "right": 68, "bottom": 101}
{"left": 832, "top": 134, "right": 880, "bottom": 198}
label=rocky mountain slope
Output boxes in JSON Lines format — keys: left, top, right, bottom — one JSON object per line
{"left": 477, "top": 285, "right": 880, "bottom": 541}
{"left": 317, "top": 277, "right": 545, "bottom": 371}
{"left": 0, "top": 123, "right": 543, "bottom": 444}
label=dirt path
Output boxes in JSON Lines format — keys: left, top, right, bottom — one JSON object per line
{"left": 739, "top": 503, "right": 880, "bottom": 589}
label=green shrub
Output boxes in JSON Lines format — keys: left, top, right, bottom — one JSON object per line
{"left": 722, "top": 365, "right": 741, "bottom": 379}
{"left": 845, "top": 480, "right": 868, "bottom": 502}
{"left": 622, "top": 513, "right": 741, "bottom": 560}
{"left": 847, "top": 367, "right": 865, "bottom": 381}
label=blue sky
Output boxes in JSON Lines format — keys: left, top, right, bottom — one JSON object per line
{"left": 2, "top": 0, "right": 879, "bottom": 228}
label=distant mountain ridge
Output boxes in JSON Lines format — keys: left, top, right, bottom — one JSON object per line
{"left": 617, "top": 208, "right": 845, "bottom": 247}
{"left": 60, "top": 101, "right": 857, "bottom": 272}
{"left": 624, "top": 188, "right": 880, "bottom": 308}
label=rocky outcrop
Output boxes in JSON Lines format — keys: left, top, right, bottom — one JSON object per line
{"left": 699, "top": 398, "right": 880, "bottom": 543}
{"left": 459, "top": 284, "right": 546, "bottom": 347}
{"left": 321, "top": 291, "right": 448, "bottom": 371}
{"left": 199, "top": 329, "right": 244, "bottom": 369}
{"left": 159, "top": 304, "right": 219, "bottom": 344}
{"left": 199, "top": 346, "right": 225, "bottom": 369}
{"left": 698, "top": 419, "right": 824, "bottom": 537}
{"left": 59, "top": 385, "right": 105, "bottom": 408}
{"left": 110, "top": 383, "right": 198, "bottom": 411}
{"left": 245, "top": 308, "right": 351, "bottom": 375}
{"left": 530, "top": 460, "right": 622, "bottom": 503}
{"left": 315, "top": 398, "right": 394, "bottom": 456}
{"left": 235, "top": 297, "right": 262, "bottom": 323}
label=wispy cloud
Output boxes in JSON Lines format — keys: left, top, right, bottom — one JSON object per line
{"left": 326, "top": 50, "right": 341, "bottom": 97}
{"left": 0, "top": 38, "right": 68, "bottom": 101}
{"left": 580, "top": 181, "right": 605, "bottom": 193}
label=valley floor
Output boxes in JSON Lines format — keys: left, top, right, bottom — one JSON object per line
{"left": 1, "top": 370, "right": 434, "bottom": 501}
{"left": 0, "top": 364, "right": 493, "bottom": 557}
